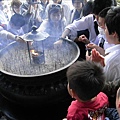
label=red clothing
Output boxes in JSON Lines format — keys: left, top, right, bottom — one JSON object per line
{"left": 67, "top": 92, "right": 109, "bottom": 120}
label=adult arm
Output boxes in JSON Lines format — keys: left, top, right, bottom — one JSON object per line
{"left": 61, "top": 28, "right": 71, "bottom": 38}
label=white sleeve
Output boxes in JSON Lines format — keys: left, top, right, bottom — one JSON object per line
{"left": 0, "top": 30, "right": 9, "bottom": 40}
{"left": 65, "top": 14, "right": 96, "bottom": 41}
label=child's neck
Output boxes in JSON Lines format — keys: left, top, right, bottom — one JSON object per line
{"left": 78, "top": 96, "right": 97, "bottom": 102}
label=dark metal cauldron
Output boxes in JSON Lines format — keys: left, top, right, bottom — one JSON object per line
{"left": 0, "top": 38, "right": 80, "bottom": 106}
{"left": 0, "top": 38, "right": 80, "bottom": 120}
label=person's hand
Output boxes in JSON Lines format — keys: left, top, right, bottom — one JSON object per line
{"left": 91, "top": 48, "right": 105, "bottom": 67}
{"left": 54, "top": 39, "right": 63, "bottom": 49}
{"left": 78, "top": 35, "right": 90, "bottom": 44}
{"left": 86, "top": 43, "right": 105, "bottom": 56}
{"left": 86, "top": 43, "right": 97, "bottom": 49}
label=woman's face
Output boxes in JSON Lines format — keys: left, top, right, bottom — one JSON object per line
{"left": 50, "top": 12, "right": 61, "bottom": 23}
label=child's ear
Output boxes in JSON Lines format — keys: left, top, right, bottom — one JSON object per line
{"left": 69, "top": 89, "right": 74, "bottom": 98}
{"left": 112, "top": 32, "right": 119, "bottom": 38}
{"left": 71, "top": 89, "right": 79, "bottom": 99}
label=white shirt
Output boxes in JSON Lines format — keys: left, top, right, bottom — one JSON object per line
{"left": 65, "top": 14, "right": 97, "bottom": 42}
{"left": 104, "top": 44, "right": 120, "bottom": 82}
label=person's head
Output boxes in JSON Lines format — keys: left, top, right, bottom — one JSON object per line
{"left": 82, "top": 1, "right": 93, "bottom": 16}
{"left": 116, "top": 87, "right": 120, "bottom": 117}
{"left": 11, "top": 0, "right": 22, "bottom": 14}
{"left": 67, "top": 60, "right": 105, "bottom": 101}
{"left": 93, "top": 0, "right": 112, "bottom": 20}
{"left": 98, "top": 7, "right": 111, "bottom": 30}
{"left": 72, "top": 0, "right": 84, "bottom": 10}
{"left": 48, "top": 4, "right": 63, "bottom": 23}
{"left": 10, "top": 13, "right": 25, "bottom": 30}
{"left": 105, "top": 6, "right": 120, "bottom": 44}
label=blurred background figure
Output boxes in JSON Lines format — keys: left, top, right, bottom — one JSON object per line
{"left": 10, "top": 0, "right": 22, "bottom": 15}
{"left": 39, "top": 0, "right": 49, "bottom": 20}
{"left": 21, "top": 0, "right": 43, "bottom": 33}
{"left": 69, "top": 0, "right": 84, "bottom": 24}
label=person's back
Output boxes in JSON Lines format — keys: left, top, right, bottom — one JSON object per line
{"left": 66, "top": 60, "right": 109, "bottom": 120}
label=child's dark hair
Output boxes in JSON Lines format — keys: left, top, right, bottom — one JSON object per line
{"left": 10, "top": 13, "right": 25, "bottom": 27}
{"left": 105, "top": 6, "right": 120, "bottom": 41}
{"left": 67, "top": 61, "right": 105, "bottom": 101}
{"left": 93, "top": 0, "right": 112, "bottom": 15}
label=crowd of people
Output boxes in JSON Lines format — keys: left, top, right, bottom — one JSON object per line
{"left": 1, "top": 0, "right": 120, "bottom": 119}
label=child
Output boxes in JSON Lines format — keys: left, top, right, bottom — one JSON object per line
{"left": 66, "top": 60, "right": 109, "bottom": 119}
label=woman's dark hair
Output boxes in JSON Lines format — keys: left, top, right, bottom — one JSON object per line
{"left": 67, "top": 60, "right": 105, "bottom": 101}
{"left": 105, "top": 6, "right": 120, "bottom": 41}
{"left": 93, "top": 0, "right": 112, "bottom": 15}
